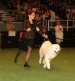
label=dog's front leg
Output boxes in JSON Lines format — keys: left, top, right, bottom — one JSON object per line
{"left": 39, "top": 57, "right": 42, "bottom": 64}
{"left": 43, "top": 58, "right": 46, "bottom": 68}
{"left": 44, "top": 56, "right": 50, "bottom": 69}
{"left": 39, "top": 49, "right": 43, "bottom": 64}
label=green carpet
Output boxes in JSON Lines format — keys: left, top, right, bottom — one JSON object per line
{"left": 0, "top": 48, "right": 75, "bottom": 81}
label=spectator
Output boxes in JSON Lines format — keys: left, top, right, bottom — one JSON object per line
{"left": 55, "top": 21, "right": 64, "bottom": 45}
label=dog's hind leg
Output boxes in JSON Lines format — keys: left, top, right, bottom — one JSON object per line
{"left": 43, "top": 58, "right": 47, "bottom": 68}
{"left": 39, "top": 49, "right": 43, "bottom": 64}
{"left": 43, "top": 58, "right": 45, "bottom": 64}
{"left": 44, "top": 56, "right": 50, "bottom": 69}
{"left": 39, "top": 56, "right": 43, "bottom": 64}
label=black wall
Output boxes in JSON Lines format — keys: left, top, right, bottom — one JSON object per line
{"left": 0, "top": 28, "right": 75, "bottom": 49}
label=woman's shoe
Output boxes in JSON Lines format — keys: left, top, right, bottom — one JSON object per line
{"left": 14, "top": 57, "right": 18, "bottom": 64}
{"left": 24, "top": 63, "right": 31, "bottom": 67}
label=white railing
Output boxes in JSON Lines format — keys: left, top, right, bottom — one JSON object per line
{"left": 44, "top": 19, "right": 75, "bottom": 31}
{"left": 0, "top": 19, "right": 75, "bottom": 31}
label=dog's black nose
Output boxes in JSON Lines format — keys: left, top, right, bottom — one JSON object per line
{"left": 58, "top": 50, "right": 60, "bottom": 53}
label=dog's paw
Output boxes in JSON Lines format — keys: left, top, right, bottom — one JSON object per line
{"left": 43, "top": 65, "right": 46, "bottom": 68}
{"left": 39, "top": 60, "right": 41, "bottom": 64}
{"left": 47, "top": 66, "right": 50, "bottom": 70}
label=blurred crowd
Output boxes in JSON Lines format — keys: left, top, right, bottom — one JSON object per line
{"left": 0, "top": 0, "right": 75, "bottom": 21}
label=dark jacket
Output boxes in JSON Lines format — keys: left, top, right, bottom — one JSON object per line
{"left": 22, "top": 20, "right": 36, "bottom": 39}
{"left": 22, "top": 19, "right": 46, "bottom": 39}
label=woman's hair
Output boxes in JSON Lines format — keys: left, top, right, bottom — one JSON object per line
{"left": 27, "top": 10, "right": 35, "bottom": 15}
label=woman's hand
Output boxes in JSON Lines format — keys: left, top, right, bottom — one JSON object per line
{"left": 26, "top": 28, "right": 31, "bottom": 31}
{"left": 45, "top": 34, "right": 48, "bottom": 39}
{"left": 42, "top": 34, "right": 48, "bottom": 39}
{"left": 36, "top": 27, "right": 40, "bottom": 31}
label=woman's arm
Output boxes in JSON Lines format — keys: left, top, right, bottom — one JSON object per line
{"left": 36, "top": 26, "right": 48, "bottom": 38}
{"left": 23, "top": 20, "right": 31, "bottom": 32}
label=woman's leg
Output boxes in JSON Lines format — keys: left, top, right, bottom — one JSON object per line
{"left": 14, "top": 49, "right": 23, "bottom": 63}
{"left": 24, "top": 46, "right": 32, "bottom": 67}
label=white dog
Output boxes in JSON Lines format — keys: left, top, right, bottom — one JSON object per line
{"left": 39, "top": 41, "right": 61, "bottom": 69}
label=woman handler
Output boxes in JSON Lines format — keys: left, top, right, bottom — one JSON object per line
{"left": 14, "top": 10, "right": 48, "bottom": 67}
